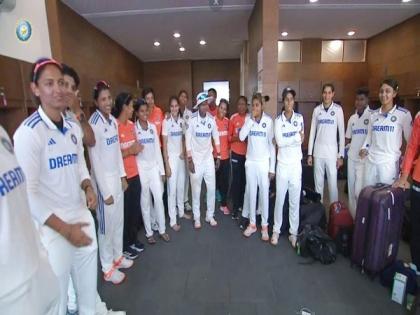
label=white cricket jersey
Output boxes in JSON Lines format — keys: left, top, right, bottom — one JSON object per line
{"left": 239, "top": 112, "right": 276, "bottom": 173}
{"left": 185, "top": 112, "right": 220, "bottom": 163}
{"left": 135, "top": 121, "right": 165, "bottom": 175}
{"left": 88, "top": 110, "right": 126, "bottom": 200}
{"left": 162, "top": 115, "right": 184, "bottom": 158}
{"left": 274, "top": 111, "right": 304, "bottom": 164}
{"left": 13, "top": 107, "right": 90, "bottom": 225}
{"left": 362, "top": 105, "right": 412, "bottom": 164}
{"left": 308, "top": 102, "right": 345, "bottom": 159}
{"left": 345, "top": 107, "right": 374, "bottom": 161}
{"left": 0, "top": 125, "right": 43, "bottom": 298}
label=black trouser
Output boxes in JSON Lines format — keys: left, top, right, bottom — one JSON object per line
{"left": 230, "top": 152, "right": 246, "bottom": 214}
{"left": 410, "top": 180, "right": 420, "bottom": 269}
{"left": 216, "top": 158, "right": 231, "bottom": 207}
{"left": 123, "top": 175, "right": 142, "bottom": 250}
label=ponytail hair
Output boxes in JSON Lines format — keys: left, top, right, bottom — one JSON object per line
{"left": 112, "top": 92, "right": 132, "bottom": 118}
{"left": 252, "top": 93, "right": 270, "bottom": 105}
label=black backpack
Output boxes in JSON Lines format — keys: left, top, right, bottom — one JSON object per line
{"left": 335, "top": 227, "right": 353, "bottom": 257}
{"left": 297, "top": 225, "right": 337, "bottom": 264}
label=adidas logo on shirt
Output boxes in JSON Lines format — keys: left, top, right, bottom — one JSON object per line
{"left": 48, "top": 138, "right": 56, "bottom": 145}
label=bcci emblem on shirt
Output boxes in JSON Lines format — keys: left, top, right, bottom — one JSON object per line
{"left": 331, "top": 111, "right": 335, "bottom": 116}
{"left": 391, "top": 116, "right": 397, "bottom": 122}
{"left": 71, "top": 134, "right": 77, "bottom": 145}
{"left": 1, "top": 137, "right": 13, "bottom": 154}
{"left": 293, "top": 121, "right": 298, "bottom": 127}
{"left": 262, "top": 122, "right": 266, "bottom": 128}
{"left": 364, "top": 119, "right": 369, "bottom": 125}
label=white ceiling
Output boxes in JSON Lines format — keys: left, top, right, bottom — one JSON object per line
{"left": 62, "top": 0, "right": 420, "bottom": 62}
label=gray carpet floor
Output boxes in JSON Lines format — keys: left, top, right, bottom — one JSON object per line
{"left": 98, "top": 180, "right": 413, "bottom": 315}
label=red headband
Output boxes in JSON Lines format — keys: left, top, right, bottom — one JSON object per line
{"left": 32, "top": 59, "right": 62, "bottom": 82}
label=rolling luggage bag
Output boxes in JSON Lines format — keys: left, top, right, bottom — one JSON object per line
{"left": 328, "top": 201, "right": 353, "bottom": 239}
{"left": 351, "top": 184, "right": 406, "bottom": 276}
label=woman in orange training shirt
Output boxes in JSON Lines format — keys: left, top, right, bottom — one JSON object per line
{"left": 112, "top": 92, "right": 145, "bottom": 260}
{"left": 394, "top": 111, "right": 420, "bottom": 270}
{"left": 215, "top": 99, "right": 231, "bottom": 215}
{"left": 228, "top": 96, "right": 248, "bottom": 220}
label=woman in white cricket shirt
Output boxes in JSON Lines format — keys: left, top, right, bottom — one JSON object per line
{"left": 0, "top": 124, "right": 60, "bottom": 315}
{"left": 163, "top": 96, "right": 192, "bottom": 231}
{"left": 360, "top": 79, "right": 412, "bottom": 186}
{"left": 307, "top": 83, "right": 345, "bottom": 204}
{"left": 185, "top": 92, "right": 221, "bottom": 229}
{"left": 240, "top": 93, "right": 275, "bottom": 241}
{"left": 272, "top": 88, "right": 304, "bottom": 248}
{"left": 13, "top": 58, "right": 97, "bottom": 315}
{"left": 134, "top": 99, "right": 170, "bottom": 243}
{"left": 89, "top": 81, "right": 133, "bottom": 285}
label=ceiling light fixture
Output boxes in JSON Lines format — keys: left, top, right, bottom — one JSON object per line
{"left": 281, "top": 31, "right": 288, "bottom": 37}
{"left": 199, "top": 40, "right": 206, "bottom": 45}
{"left": 309, "top": 0, "right": 318, "bottom": 3}
{"left": 402, "top": 0, "right": 411, "bottom": 3}
{"left": 173, "top": 32, "right": 181, "bottom": 38}
{"left": 179, "top": 47, "right": 186, "bottom": 52}
{"left": 347, "top": 31, "right": 355, "bottom": 36}
{"left": 153, "top": 41, "right": 160, "bottom": 47}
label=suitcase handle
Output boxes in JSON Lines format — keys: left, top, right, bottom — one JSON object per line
{"left": 373, "top": 183, "right": 388, "bottom": 189}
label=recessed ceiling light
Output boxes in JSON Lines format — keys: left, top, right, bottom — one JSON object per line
{"left": 347, "top": 31, "right": 356, "bottom": 36}
{"left": 179, "top": 47, "right": 185, "bottom": 52}
{"left": 402, "top": 0, "right": 411, "bottom": 3}
{"left": 153, "top": 41, "right": 160, "bottom": 47}
{"left": 199, "top": 40, "right": 206, "bottom": 45}
{"left": 281, "top": 31, "right": 288, "bottom": 37}
{"left": 309, "top": 0, "right": 318, "bottom": 3}
{"left": 173, "top": 32, "right": 181, "bottom": 38}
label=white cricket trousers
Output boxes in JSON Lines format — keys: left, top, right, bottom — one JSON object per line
{"left": 190, "top": 157, "right": 216, "bottom": 221}
{"left": 184, "top": 158, "right": 191, "bottom": 204}
{"left": 314, "top": 157, "right": 338, "bottom": 203}
{"left": 241, "top": 182, "right": 263, "bottom": 219}
{"left": 273, "top": 161, "right": 302, "bottom": 236}
{"left": 67, "top": 281, "right": 108, "bottom": 315}
{"left": 167, "top": 155, "right": 186, "bottom": 226}
{"left": 96, "top": 174, "right": 124, "bottom": 273}
{"left": 42, "top": 209, "right": 98, "bottom": 315}
{"left": 0, "top": 250, "right": 60, "bottom": 315}
{"left": 140, "top": 165, "right": 166, "bottom": 237}
{"left": 245, "top": 159, "right": 270, "bottom": 226}
{"left": 363, "top": 159, "right": 399, "bottom": 188}
{"left": 347, "top": 158, "right": 365, "bottom": 218}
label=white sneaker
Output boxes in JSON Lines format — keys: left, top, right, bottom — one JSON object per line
{"left": 194, "top": 220, "right": 201, "bottom": 229}
{"left": 261, "top": 226, "right": 269, "bottom": 242}
{"left": 151, "top": 222, "right": 159, "bottom": 231}
{"left": 243, "top": 224, "right": 257, "bottom": 237}
{"left": 95, "top": 300, "right": 126, "bottom": 315}
{"left": 114, "top": 256, "right": 134, "bottom": 269}
{"left": 289, "top": 235, "right": 297, "bottom": 248}
{"left": 205, "top": 217, "right": 218, "bottom": 227}
{"left": 271, "top": 232, "right": 279, "bottom": 246}
{"left": 103, "top": 268, "right": 126, "bottom": 285}
{"left": 106, "top": 311, "right": 126, "bottom": 315}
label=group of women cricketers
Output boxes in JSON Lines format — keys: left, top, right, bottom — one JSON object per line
{"left": 1, "top": 56, "right": 419, "bottom": 315}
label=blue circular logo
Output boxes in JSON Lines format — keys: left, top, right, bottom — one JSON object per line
{"left": 150, "top": 128, "right": 154, "bottom": 134}
{"left": 71, "top": 134, "right": 77, "bottom": 145}
{"left": 330, "top": 111, "right": 335, "bottom": 116}
{"left": 391, "top": 116, "right": 397, "bottom": 122}
{"left": 364, "top": 119, "right": 369, "bottom": 125}
{"left": 16, "top": 20, "right": 32, "bottom": 42}
{"left": 208, "top": 123, "right": 211, "bottom": 129}
{"left": 293, "top": 121, "right": 298, "bottom": 127}
{"left": 262, "top": 122, "right": 266, "bottom": 128}
{"left": 1, "top": 137, "right": 13, "bottom": 154}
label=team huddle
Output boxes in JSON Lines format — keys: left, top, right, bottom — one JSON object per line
{"left": 0, "top": 57, "right": 415, "bottom": 315}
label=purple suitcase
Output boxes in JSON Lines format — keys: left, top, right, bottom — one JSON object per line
{"left": 351, "top": 184, "right": 407, "bottom": 276}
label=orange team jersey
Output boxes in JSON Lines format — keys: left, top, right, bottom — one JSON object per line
{"left": 148, "top": 105, "right": 164, "bottom": 145}
{"left": 401, "top": 112, "right": 420, "bottom": 182}
{"left": 229, "top": 113, "right": 247, "bottom": 156}
{"left": 213, "top": 116, "right": 230, "bottom": 160}
{"left": 117, "top": 119, "right": 139, "bottom": 179}
{"left": 209, "top": 105, "right": 218, "bottom": 117}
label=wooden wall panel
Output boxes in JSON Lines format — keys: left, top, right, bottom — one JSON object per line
{"left": 143, "top": 61, "right": 192, "bottom": 111}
